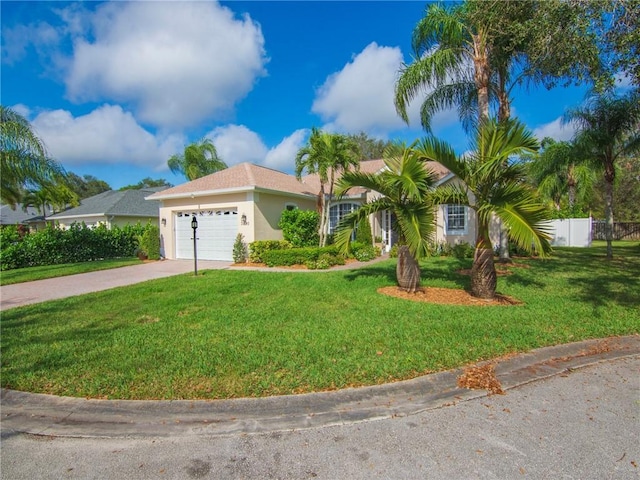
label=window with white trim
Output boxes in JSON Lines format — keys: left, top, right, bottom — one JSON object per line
{"left": 446, "top": 205, "right": 467, "bottom": 235}
{"left": 329, "top": 203, "right": 359, "bottom": 233}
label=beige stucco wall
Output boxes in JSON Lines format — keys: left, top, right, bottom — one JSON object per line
{"left": 252, "top": 192, "right": 316, "bottom": 243}
{"left": 157, "top": 190, "right": 317, "bottom": 259}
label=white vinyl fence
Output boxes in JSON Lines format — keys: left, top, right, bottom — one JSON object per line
{"left": 546, "top": 218, "right": 592, "bottom": 247}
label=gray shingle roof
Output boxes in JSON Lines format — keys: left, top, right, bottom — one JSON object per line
{"left": 48, "top": 188, "right": 162, "bottom": 219}
{"left": 0, "top": 204, "right": 51, "bottom": 225}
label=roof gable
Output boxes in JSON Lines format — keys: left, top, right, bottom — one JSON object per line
{"left": 147, "top": 163, "right": 319, "bottom": 200}
{"left": 49, "top": 189, "right": 161, "bottom": 219}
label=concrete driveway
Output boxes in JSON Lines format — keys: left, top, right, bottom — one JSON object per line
{"left": 0, "top": 259, "right": 231, "bottom": 310}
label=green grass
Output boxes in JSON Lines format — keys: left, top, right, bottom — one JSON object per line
{"left": 0, "top": 258, "right": 143, "bottom": 286}
{"left": 1, "top": 244, "right": 638, "bottom": 400}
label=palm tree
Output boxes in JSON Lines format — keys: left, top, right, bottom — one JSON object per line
{"left": 527, "top": 138, "right": 597, "bottom": 212}
{"left": 295, "top": 128, "right": 360, "bottom": 247}
{"left": 333, "top": 142, "right": 437, "bottom": 293}
{"left": 417, "top": 118, "right": 552, "bottom": 299}
{"left": 1, "top": 106, "right": 66, "bottom": 206}
{"left": 395, "top": 2, "right": 491, "bottom": 132}
{"left": 168, "top": 138, "right": 227, "bottom": 181}
{"left": 565, "top": 90, "right": 640, "bottom": 259}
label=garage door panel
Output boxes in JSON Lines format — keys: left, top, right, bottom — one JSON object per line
{"left": 175, "top": 209, "right": 238, "bottom": 261}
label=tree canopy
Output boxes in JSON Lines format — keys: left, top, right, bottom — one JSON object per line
{"left": 168, "top": 138, "right": 227, "bottom": 181}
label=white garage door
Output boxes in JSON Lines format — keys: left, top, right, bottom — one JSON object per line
{"left": 175, "top": 209, "right": 238, "bottom": 261}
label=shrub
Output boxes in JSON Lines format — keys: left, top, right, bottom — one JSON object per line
{"left": 278, "top": 209, "right": 320, "bottom": 247}
{"left": 249, "top": 240, "right": 291, "bottom": 263}
{"left": 389, "top": 244, "right": 399, "bottom": 258}
{"left": 261, "top": 246, "right": 340, "bottom": 267}
{"left": 350, "top": 241, "right": 378, "bottom": 262}
{"left": 140, "top": 224, "right": 161, "bottom": 260}
{"left": 232, "top": 233, "right": 248, "bottom": 263}
{"left": 355, "top": 216, "right": 373, "bottom": 245}
{"left": 452, "top": 241, "right": 474, "bottom": 259}
{"left": 0, "top": 222, "right": 146, "bottom": 270}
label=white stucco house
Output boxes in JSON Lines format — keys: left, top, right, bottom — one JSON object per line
{"left": 147, "top": 160, "right": 480, "bottom": 262}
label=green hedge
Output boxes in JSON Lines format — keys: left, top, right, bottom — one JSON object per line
{"left": 0, "top": 223, "right": 152, "bottom": 270}
{"left": 261, "top": 246, "right": 341, "bottom": 267}
{"left": 248, "top": 240, "right": 292, "bottom": 263}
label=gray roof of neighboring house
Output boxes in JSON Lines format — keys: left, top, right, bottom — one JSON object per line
{"left": 48, "top": 188, "right": 164, "bottom": 220}
{"left": 0, "top": 204, "right": 51, "bottom": 225}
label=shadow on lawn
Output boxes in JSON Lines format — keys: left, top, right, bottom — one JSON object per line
{"left": 535, "top": 247, "right": 640, "bottom": 311}
{"left": 1, "top": 296, "right": 129, "bottom": 378}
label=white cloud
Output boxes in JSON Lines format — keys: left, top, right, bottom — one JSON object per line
{"left": 312, "top": 42, "right": 408, "bottom": 135}
{"left": 311, "top": 42, "right": 456, "bottom": 137}
{"left": 206, "top": 125, "right": 308, "bottom": 172}
{"left": 31, "top": 104, "right": 184, "bottom": 170}
{"left": 1, "top": 21, "right": 61, "bottom": 65}
{"left": 533, "top": 118, "right": 577, "bottom": 142}
{"left": 264, "top": 129, "right": 308, "bottom": 172}
{"left": 207, "top": 125, "right": 268, "bottom": 166}
{"left": 64, "top": 1, "right": 267, "bottom": 129}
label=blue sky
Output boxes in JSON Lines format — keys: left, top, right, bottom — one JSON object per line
{"left": 2, "top": 0, "right": 592, "bottom": 189}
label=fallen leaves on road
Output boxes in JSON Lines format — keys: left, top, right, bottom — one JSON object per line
{"left": 457, "top": 362, "right": 505, "bottom": 395}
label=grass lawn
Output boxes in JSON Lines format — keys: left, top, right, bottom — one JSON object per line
{"left": 0, "top": 258, "right": 143, "bottom": 286}
{"left": 1, "top": 244, "right": 638, "bottom": 400}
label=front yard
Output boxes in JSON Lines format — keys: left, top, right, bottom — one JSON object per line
{"left": 1, "top": 244, "right": 638, "bottom": 400}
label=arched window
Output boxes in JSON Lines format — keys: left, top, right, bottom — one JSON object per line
{"left": 329, "top": 202, "right": 359, "bottom": 233}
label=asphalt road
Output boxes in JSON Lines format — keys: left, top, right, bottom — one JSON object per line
{"left": 2, "top": 355, "right": 638, "bottom": 480}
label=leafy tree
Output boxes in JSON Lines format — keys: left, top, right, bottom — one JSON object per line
{"left": 168, "top": 138, "right": 227, "bottom": 181}
{"left": 0, "top": 106, "right": 66, "bottom": 206}
{"left": 22, "top": 183, "right": 79, "bottom": 217}
{"left": 395, "top": 2, "right": 492, "bottom": 133}
{"left": 119, "top": 177, "right": 172, "bottom": 191}
{"left": 417, "top": 118, "right": 552, "bottom": 299}
{"left": 295, "top": 128, "right": 360, "bottom": 247}
{"left": 346, "top": 132, "right": 393, "bottom": 160}
{"left": 565, "top": 90, "right": 640, "bottom": 258}
{"left": 334, "top": 142, "right": 437, "bottom": 293}
{"left": 526, "top": 138, "right": 597, "bottom": 213}
{"left": 66, "top": 173, "right": 111, "bottom": 199}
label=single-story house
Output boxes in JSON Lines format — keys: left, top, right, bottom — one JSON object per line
{"left": 147, "top": 160, "right": 481, "bottom": 262}
{"left": 48, "top": 188, "right": 165, "bottom": 229}
{"left": 0, "top": 204, "right": 52, "bottom": 231}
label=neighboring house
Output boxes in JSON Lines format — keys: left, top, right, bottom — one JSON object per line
{"left": 147, "top": 160, "right": 479, "bottom": 262}
{"left": 48, "top": 188, "right": 164, "bottom": 229}
{"left": 0, "top": 203, "right": 52, "bottom": 231}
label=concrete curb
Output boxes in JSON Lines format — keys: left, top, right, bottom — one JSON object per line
{"left": 2, "top": 335, "right": 638, "bottom": 439}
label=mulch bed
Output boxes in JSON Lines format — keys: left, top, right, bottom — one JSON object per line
{"left": 377, "top": 286, "right": 522, "bottom": 306}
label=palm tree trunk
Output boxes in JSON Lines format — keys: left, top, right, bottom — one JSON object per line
{"left": 472, "top": 32, "right": 490, "bottom": 121}
{"left": 604, "top": 163, "right": 615, "bottom": 260}
{"left": 317, "top": 185, "right": 326, "bottom": 247}
{"left": 471, "top": 226, "right": 497, "bottom": 299}
{"left": 396, "top": 245, "right": 421, "bottom": 293}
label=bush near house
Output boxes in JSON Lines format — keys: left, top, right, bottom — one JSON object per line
{"left": 0, "top": 223, "right": 155, "bottom": 270}
{"left": 248, "top": 240, "right": 292, "bottom": 263}
{"left": 355, "top": 215, "right": 373, "bottom": 245}
{"left": 232, "top": 233, "right": 248, "bottom": 264}
{"left": 261, "top": 245, "right": 342, "bottom": 267}
{"left": 278, "top": 209, "right": 320, "bottom": 247}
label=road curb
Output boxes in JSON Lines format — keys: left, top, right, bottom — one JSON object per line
{"left": 1, "top": 335, "right": 638, "bottom": 439}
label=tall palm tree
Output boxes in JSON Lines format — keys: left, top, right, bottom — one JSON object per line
{"left": 395, "top": 2, "right": 491, "bottom": 133}
{"left": 417, "top": 118, "right": 552, "bottom": 299}
{"left": 565, "top": 90, "right": 640, "bottom": 259}
{"left": 527, "top": 138, "right": 597, "bottom": 212}
{"left": 1, "top": 106, "right": 66, "bottom": 206}
{"left": 295, "top": 128, "right": 360, "bottom": 247}
{"left": 168, "top": 138, "right": 227, "bottom": 181}
{"left": 334, "top": 142, "right": 437, "bottom": 293}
